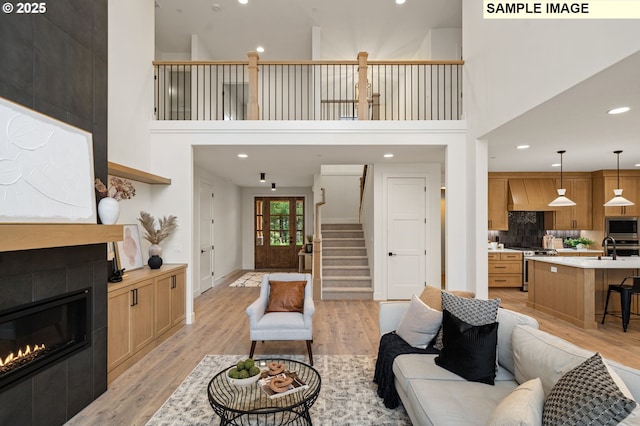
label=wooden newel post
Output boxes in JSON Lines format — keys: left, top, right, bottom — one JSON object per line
{"left": 247, "top": 51, "right": 260, "bottom": 120}
{"left": 357, "top": 51, "right": 369, "bottom": 121}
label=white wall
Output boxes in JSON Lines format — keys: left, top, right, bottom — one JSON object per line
{"left": 425, "top": 28, "right": 462, "bottom": 60}
{"left": 194, "top": 167, "right": 243, "bottom": 287}
{"left": 463, "top": 2, "right": 640, "bottom": 139}
{"left": 108, "top": 0, "right": 154, "bottom": 171}
{"left": 317, "top": 165, "right": 362, "bottom": 223}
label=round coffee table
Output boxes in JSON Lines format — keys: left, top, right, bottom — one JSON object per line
{"left": 207, "top": 358, "right": 321, "bottom": 425}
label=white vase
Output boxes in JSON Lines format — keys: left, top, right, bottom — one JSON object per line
{"left": 149, "top": 243, "right": 162, "bottom": 257}
{"left": 98, "top": 197, "right": 120, "bottom": 224}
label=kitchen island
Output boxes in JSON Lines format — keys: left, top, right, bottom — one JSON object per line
{"left": 527, "top": 256, "right": 640, "bottom": 329}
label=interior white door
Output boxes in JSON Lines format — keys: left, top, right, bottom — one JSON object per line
{"left": 387, "top": 177, "right": 427, "bottom": 299}
{"left": 198, "top": 182, "right": 214, "bottom": 295}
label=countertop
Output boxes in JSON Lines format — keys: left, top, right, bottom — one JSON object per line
{"left": 554, "top": 248, "right": 603, "bottom": 254}
{"left": 528, "top": 256, "right": 640, "bottom": 269}
{"left": 488, "top": 248, "right": 521, "bottom": 253}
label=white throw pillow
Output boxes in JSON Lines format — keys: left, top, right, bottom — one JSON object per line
{"left": 488, "top": 377, "right": 544, "bottom": 426}
{"left": 395, "top": 295, "right": 442, "bottom": 349}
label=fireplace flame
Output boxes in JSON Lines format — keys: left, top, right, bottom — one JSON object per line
{"left": 0, "top": 344, "right": 46, "bottom": 367}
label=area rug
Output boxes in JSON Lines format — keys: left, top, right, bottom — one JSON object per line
{"left": 228, "top": 272, "right": 265, "bottom": 287}
{"left": 146, "top": 354, "right": 411, "bottom": 426}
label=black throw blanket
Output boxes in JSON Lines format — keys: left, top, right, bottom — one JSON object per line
{"left": 373, "top": 332, "right": 439, "bottom": 409}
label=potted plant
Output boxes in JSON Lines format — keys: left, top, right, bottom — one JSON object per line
{"left": 94, "top": 177, "right": 136, "bottom": 224}
{"left": 564, "top": 237, "right": 595, "bottom": 250}
{"left": 138, "top": 211, "right": 178, "bottom": 268}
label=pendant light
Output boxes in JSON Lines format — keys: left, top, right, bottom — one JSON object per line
{"left": 548, "top": 150, "right": 576, "bottom": 207}
{"left": 604, "top": 150, "right": 635, "bottom": 207}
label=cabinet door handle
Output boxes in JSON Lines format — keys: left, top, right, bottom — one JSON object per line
{"left": 495, "top": 279, "right": 507, "bottom": 282}
{"left": 131, "top": 289, "right": 135, "bottom": 307}
{"left": 494, "top": 266, "right": 507, "bottom": 269}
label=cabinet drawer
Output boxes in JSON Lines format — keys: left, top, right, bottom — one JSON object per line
{"left": 488, "top": 252, "right": 501, "bottom": 261}
{"left": 500, "top": 252, "right": 522, "bottom": 261}
{"left": 488, "top": 262, "right": 522, "bottom": 274}
{"left": 488, "top": 274, "right": 522, "bottom": 287}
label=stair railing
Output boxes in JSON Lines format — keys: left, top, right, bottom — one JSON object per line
{"left": 313, "top": 188, "right": 326, "bottom": 300}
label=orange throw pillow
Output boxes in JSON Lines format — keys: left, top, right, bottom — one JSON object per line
{"left": 265, "top": 280, "right": 306, "bottom": 313}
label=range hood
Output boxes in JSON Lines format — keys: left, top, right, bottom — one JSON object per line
{"left": 507, "top": 179, "right": 559, "bottom": 211}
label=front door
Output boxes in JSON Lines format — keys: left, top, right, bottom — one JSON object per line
{"left": 255, "top": 197, "right": 304, "bottom": 269}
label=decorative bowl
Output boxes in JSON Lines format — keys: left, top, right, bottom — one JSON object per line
{"left": 226, "top": 367, "right": 261, "bottom": 386}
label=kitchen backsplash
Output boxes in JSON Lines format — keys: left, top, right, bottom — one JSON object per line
{"left": 488, "top": 211, "right": 579, "bottom": 248}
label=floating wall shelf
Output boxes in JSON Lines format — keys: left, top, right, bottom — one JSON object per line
{"left": 108, "top": 162, "right": 172, "bottom": 185}
{"left": 0, "top": 224, "right": 123, "bottom": 252}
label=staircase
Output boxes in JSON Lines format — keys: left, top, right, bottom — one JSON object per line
{"left": 321, "top": 223, "right": 373, "bottom": 300}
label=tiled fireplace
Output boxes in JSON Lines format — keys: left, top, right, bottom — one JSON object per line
{"left": 0, "top": 245, "right": 108, "bottom": 424}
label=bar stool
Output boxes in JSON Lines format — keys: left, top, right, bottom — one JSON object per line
{"left": 601, "top": 276, "right": 640, "bottom": 332}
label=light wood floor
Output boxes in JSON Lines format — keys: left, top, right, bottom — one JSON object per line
{"left": 67, "top": 275, "right": 640, "bottom": 425}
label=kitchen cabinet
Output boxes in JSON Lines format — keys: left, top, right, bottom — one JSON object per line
{"left": 591, "top": 170, "right": 640, "bottom": 231}
{"left": 488, "top": 178, "right": 508, "bottom": 230}
{"left": 488, "top": 251, "right": 522, "bottom": 287}
{"left": 544, "top": 178, "right": 592, "bottom": 230}
{"left": 604, "top": 176, "right": 638, "bottom": 217}
{"left": 155, "top": 269, "right": 186, "bottom": 336}
{"left": 107, "top": 264, "right": 187, "bottom": 384}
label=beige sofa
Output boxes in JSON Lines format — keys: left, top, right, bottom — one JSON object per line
{"left": 379, "top": 301, "right": 640, "bottom": 425}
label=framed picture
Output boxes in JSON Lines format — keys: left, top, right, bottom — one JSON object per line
{"left": 116, "top": 224, "right": 144, "bottom": 271}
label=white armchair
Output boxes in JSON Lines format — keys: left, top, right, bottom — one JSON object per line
{"left": 245, "top": 273, "right": 315, "bottom": 365}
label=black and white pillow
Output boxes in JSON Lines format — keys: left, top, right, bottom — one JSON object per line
{"left": 543, "top": 353, "right": 637, "bottom": 425}
{"left": 434, "top": 291, "right": 500, "bottom": 350}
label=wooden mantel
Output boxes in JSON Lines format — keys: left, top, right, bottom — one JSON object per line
{"left": 0, "top": 224, "right": 123, "bottom": 252}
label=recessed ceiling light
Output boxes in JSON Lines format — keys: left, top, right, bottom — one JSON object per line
{"left": 384, "top": 153, "right": 394, "bottom": 158}
{"left": 237, "top": 153, "right": 248, "bottom": 158}
{"left": 516, "top": 145, "right": 530, "bottom": 150}
{"left": 256, "top": 46, "right": 264, "bottom": 53}
{"left": 607, "top": 106, "right": 630, "bottom": 115}
{"left": 395, "top": 0, "right": 406, "bottom": 4}
{"left": 636, "top": 163, "right": 640, "bottom": 167}
{"left": 551, "top": 163, "right": 561, "bottom": 167}
{"left": 238, "top": 0, "right": 248, "bottom": 4}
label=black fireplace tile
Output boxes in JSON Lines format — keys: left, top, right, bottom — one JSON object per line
{"left": 93, "top": 261, "right": 108, "bottom": 331}
{"left": 0, "top": 376, "right": 32, "bottom": 424}
{"left": 0, "top": 274, "right": 33, "bottom": 310}
{"left": 34, "top": 268, "right": 66, "bottom": 301}
{"left": 67, "top": 262, "right": 94, "bottom": 293}
{"left": 68, "top": 37, "right": 93, "bottom": 121}
{"left": 92, "top": 327, "right": 107, "bottom": 395}
{"left": 0, "top": 13, "right": 34, "bottom": 102}
{"left": 34, "top": 17, "right": 68, "bottom": 112}
{"left": 67, "top": 347, "right": 94, "bottom": 418}
{"left": 33, "top": 361, "right": 67, "bottom": 426}
{"left": 93, "top": 0, "right": 108, "bottom": 62}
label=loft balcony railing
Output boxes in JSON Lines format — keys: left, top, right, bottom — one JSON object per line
{"left": 153, "top": 52, "right": 463, "bottom": 121}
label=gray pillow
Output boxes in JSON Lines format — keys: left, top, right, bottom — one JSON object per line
{"left": 434, "top": 291, "right": 500, "bottom": 350}
{"left": 396, "top": 295, "right": 442, "bottom": 349}
{"left": 543, "top": 353, "right": 637, "bottom": 425}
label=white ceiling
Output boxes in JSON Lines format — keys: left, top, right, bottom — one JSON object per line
{"left": 155, "top": 0, "right": 462, "bottom": 60}
{"left": 155, "top": 0, "right": 640, "bottom": 187}
{"left": 486, "top": 51, "right": 640, "bottom": 173}
{"left": 193, "top": 144, "right": 445, "bottom": 187}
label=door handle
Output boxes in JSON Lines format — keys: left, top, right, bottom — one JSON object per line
{"left": 388, "top": 252, "right": 397, "bottom": 256}
{"left": 201, "top": 249, "right": 205, "bottom": 254}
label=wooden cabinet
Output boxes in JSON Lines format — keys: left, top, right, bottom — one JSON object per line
{"left": 545, "top": 178, "right": 592, "bottom": 230}
{"left": 488, "top": 178, "right": 508, "bottom": 230}
{"left": 488, "top": 251, "right": 522, "bottom": 288}
{"left": 604, "top": 176, "right": 639, "bottom": 217}
{"left": 155, "top": 269, "right": 186, "bottom": 337}
{"left": 107, "top": 264, "right": 187, "bottom": 384}
{"left": 591, "top": 170, "right": 640, "bottom": 231}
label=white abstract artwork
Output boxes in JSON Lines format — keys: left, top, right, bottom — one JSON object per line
{"left": 0, "top": 97, "right": 96, "bottom": 223}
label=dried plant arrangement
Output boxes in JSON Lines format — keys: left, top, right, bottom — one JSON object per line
{"left": 94, "top": 177, "right": 136, "bottom": 201}
{"left": 138, "top": 211, "right": 178, "bottom": 244}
